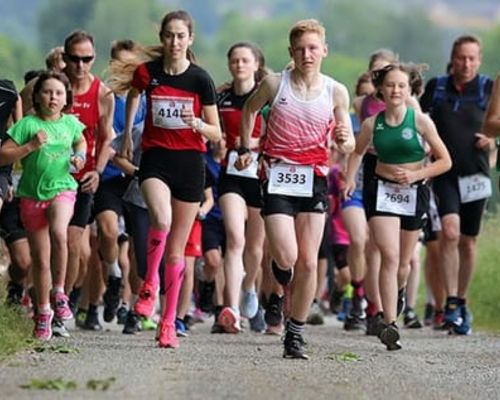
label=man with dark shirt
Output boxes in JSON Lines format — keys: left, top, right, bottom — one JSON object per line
{"left": 420, "top": 35, "right": 494, "bottom": 335}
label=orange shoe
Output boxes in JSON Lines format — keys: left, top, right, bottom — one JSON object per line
{"left": 134, "top": 281, "right": 157, "bottom": 318}
{"left": 158, "top": 322, "right": 179, "bottom": 349}
{"left": 217, "top": 307, "right": 241, "bottom": 334}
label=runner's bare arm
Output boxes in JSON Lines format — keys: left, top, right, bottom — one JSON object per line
{"left": 333, "top": 82, "right": 355, "bottom": 154}
{"left": 483, "top": 74, "right": 500, "bottom": 137}
{"left": 121, "top": 87, "right": 141, "bottom": 160}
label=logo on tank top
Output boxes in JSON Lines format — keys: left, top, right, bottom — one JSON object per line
{"left": 151, "top": 78, "right": 159, "bottom": 86}
{"left": 401, "top": 128, "right": 414, "bottom": 140}
{"left": 278, "top": 97, "right": 288, "bottom": 105}
{"left": 375, "top": 122, "right": 384, "bottom": 131}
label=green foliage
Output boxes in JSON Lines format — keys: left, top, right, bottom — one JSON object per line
{"left": 482, "top": 24, "right": 500, "bottom": 78}
{"left": 0, "top": 278, "right": 34, "bottom": 362}
{"left": 86, "top": 376, "right": 116, "bottom": 391}
{"left": 20, "top": 378, "right": 77, "bottom": 390}
{"left": 37, "top": 0, "right": 98, "bottom": 51}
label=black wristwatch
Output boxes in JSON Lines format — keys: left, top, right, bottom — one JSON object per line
{"left": 237, "top": 146, "right": 250, "bottom": 156}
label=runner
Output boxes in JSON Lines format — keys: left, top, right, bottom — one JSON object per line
{"left": 216, "top": 42, "right": 268, "bottom": 333}
{"left": 236, "top": 19, "right": 355, "bottom": 359}
{"left": 483, "top": 73, "right": 500, "bottom": 137}
{"left": 0, "top": 71, "right": 87, "bottom": 340}
{"left": 344, "top": 63, "right": 451, "bottom": 350}
{"left": 121, "top": 10, "right": 221, "bottom": 349}
{"left": 62, "top": 30, "right": 115, "bottom": 332}
{"left": 420, "top": 35, "right": 494, "bottom": 335}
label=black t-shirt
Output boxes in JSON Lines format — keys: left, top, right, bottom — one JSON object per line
{"left": 420, "top": 74, "right": 493, "bottom": 176}
{"left": 0, "top": 80, "right": 18, "bottom": 142}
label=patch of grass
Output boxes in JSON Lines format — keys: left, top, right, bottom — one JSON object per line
{"left": 0, "top": 277, "right": 34, "bottom": 361}
{"left": 467, "top": 218, "right": 500, "bottom": 332}
{"left": 20, "top": 377, "right": 77, "bottom": 390}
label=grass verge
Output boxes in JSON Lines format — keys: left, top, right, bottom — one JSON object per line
{"left": 0, "top": 277, "right": 34, "bottom": 361}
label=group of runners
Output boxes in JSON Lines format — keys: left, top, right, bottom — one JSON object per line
{"left": 1, "top": 10, "right": 499, "bottom": 360}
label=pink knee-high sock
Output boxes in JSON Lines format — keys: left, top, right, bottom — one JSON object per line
{"left": 161, "top": 260, "right": 186, "bottom": 325}
{"left": 144, "top": 228, "right": 168, "bottom": 288}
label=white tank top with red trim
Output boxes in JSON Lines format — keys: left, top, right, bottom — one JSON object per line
{"left": 263, "top": 69, "right": 335, "bottom": 176}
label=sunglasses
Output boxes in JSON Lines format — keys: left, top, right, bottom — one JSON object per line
{"left": 66, "top": 54, "right": 95, "bottom": 64}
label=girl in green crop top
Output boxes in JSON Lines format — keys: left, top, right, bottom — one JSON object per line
{"left": 344, "top": 63, "right": 451, "bottom": 351}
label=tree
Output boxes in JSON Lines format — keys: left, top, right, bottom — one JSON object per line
{"left": 37, "top": 0, "right": 97, "bottom": 51}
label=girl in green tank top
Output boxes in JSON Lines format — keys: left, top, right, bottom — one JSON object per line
{"left": 344, "top": 63, "right": 451, "bottom": 351}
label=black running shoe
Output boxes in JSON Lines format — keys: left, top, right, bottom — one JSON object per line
{"left": 122, "top": 310, "right": 141, "bottom": 334}
{"left": 379, "top": 322, "right": 402, "bottom": 351}
{"left": 366, "top": 312, "right": 385, "bottom": 336}
{"left": 116, "top": 306, "right": 128, "bottom": 325}
{"left": 103, "top": 276, "right": 122, "bottom": 323}
{"left": 423, "top": 303, "right": 434, "bottom": 326}
{"left": 83, "top": 308, "right": 103, "bottom": 331}
{"left": 264, "top": 293, "right": 284, "bottom": 327}
{"left": 329, "top": 287, "right": 344, "bottom": 314}
{"left": 249, "top": 306, "right": 266, "bottom": 333}
{"left": 397, "top": 287, "right": 406, "bottom": 318}
{"left": 210, "top": 306, "right": 224, "bottom": 334}
{"left": 344, "top": 294, "right": 366, "bottom": 331}
{"left": 283, "top": 331, "right": 309, "bottom": 360}
{"left": 403, "top": 307, "right": 423, "bottom": 329}
{"left": 68, "top": 287, "right": 81, "bottom": 316}
{"left": 5, "top": 281, "right": 23, "bottom": 307}
{"left": 197, "top": 280, "right": 215, "bottom": 314}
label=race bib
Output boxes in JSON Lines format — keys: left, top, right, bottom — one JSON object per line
{"left": 268, "top": 163, "right": 314, "bottom": 197}
{"left": 226, "top": 150, "right": 259, "bottom": 179}
{"left": 458, "top": 173, "right": 491, "bottom": 204}
{"left": 151, "top": 96, "right": 193, "bottom": 129}
{"left": 376, "top": 180, "right": 417, "bottom": 216}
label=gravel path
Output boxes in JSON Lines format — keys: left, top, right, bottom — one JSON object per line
{"left": 1, "top": 315, "right": 499, "bottom": 400}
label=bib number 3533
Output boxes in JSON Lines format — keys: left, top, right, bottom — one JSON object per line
{"left": 458, "top": 173, "right": 491, "bottom": 204}
{"left": 376, "top": 180, "right": 417, "bottom": 216}
{"left": 268, "top": 163, "right": 314, "bottom": 197}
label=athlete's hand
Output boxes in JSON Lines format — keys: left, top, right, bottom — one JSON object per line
{"left": 70, "top": 154, "right": 85, "bottom": 173}
{"left": 343, "top": 179, "right": 356, "bottom": 200}
{"left": 30, "top": 130, "right": 48, "bottom": 151}
{"left": 393, "top": 168, "right": 418, "bottom": 185}
{"left": 235, "top": 153, "right": 252, "bottom": 171}
{"left": 120, "top": 133, "right": 133, "bottom": 161}
{"left": 6, "top": 185, "right": 13, "bottom": 202}
{"left": 334, "top": 122, "right": 349, "bottom": 145}
{"left": 80, "top": 170, "right": 100, "bottom": 194}
{"left": 475, "top": 132, "right": 494, "bottom": 151}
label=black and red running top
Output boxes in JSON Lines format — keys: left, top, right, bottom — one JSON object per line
{"left": 132, "top": 59, "right": 217, "bottom": 153}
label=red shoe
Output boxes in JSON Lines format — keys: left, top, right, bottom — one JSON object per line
{"left": 51, "top": 292, "right": 73, "bottom": 321}
{"left": 217, "top": 307, "right": 241, "bottom": 334}
{"left": 134, "top": 282, "right": 157, "bottom": 318}
{"left": 158, "top": 322, "right": 179, "bottom": 349}
{"left": 33, "top": 309, "right": 54, "bottom": 341}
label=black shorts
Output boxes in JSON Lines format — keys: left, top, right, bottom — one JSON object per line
{"left": 422, "top": 189, "right": 441, "bottom": 243}
{"left": 202, "top": 216, "right": 226, "bottom": 254}
{"left": 261, "top": 175, "right": 328, "bottom": 217}
{"left": 0, "top": 173, "right": 9, "bottom": 201}
{"left": 432, "top": 174, "right": 487, "bottom": 237}
{"left": 93, "top": 175, "right": 131, "bottom": 217}
{"left": 332, "top": 244, "right": 349, "bottom": 270}
{"left": 70, "top": 188, "right": 94, "bottom": 228}
{"left": 139, "top": 148, "right": 205, "bottom": 203}
{"left": 0, "top": 198, "right": 26, "bottom": 245}
{"left": 362, "top": 153, "right": 377, "bottom": 208}
{"left": 364, "top": 176, "right": 429, "bottom": 231}
{"left": 218, "top": 169, "right": 263, "bottom": 208}
{"left": 318, "top": 216, "right": 331, "bottom": 259}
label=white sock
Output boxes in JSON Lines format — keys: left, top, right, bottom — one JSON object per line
{"left": 106, "top": 260, "right": 122, "bottom": 278}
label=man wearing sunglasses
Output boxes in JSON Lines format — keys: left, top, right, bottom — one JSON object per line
{"left": 62, "top": 30, "right": 115, "bottom": 333}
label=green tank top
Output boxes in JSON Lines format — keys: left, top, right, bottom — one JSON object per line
{"left": 372, "top": 107, "right": 425, "bottom": 164}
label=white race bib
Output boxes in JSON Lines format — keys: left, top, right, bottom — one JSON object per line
{"left": 268, "top": 163, "right": 314, "bottom": 197}
{"left": 376, "top": 180, "right": 417, "bottom": 216}
{"left": 458, "top": 173, "right": 491, "bottom": 204}
{"left": 226, "top": 150, "right": 259, "bottom": 179}
{"left": 151, "top": 96, "right": 193, "bottom": 129}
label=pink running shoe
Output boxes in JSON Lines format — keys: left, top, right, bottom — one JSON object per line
{"left": 158, "top": 323, "right": 179, "bottom": 349}
{"left": 217, "top": 307, "right": 241, "bottom": 334}
{"left": 51, "top": 292, "right": 73, "bottom": 321}
{"left": 134, "top": 282, "right": 157, "bottom": 318}
{"left": 33, "top": 310, "right": 54, "bottom": 341}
